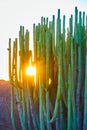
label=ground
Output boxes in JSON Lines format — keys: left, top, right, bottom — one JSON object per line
{"left": 0, "top": 80, "right": 21, "bottom": 130}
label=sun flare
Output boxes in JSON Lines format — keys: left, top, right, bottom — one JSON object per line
{"left": 26, "top": 65, "right": 36, "bottom": 76}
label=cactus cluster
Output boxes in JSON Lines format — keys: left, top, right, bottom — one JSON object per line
{"left": 8, "top": 7, "right": 87, "bottom": 130}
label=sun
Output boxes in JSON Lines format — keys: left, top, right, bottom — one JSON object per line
{"left": 26, "top": 65, "right": 36, "bottom": 76}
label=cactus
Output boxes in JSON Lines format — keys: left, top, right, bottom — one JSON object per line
{"left": 8, "top": 7, "right": 87, "bottom": 130}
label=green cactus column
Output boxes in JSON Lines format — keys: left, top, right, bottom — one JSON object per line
{"left": 83, "top": 15, "right": 87, "bottom": 130}
{"left": 8, "top": 38, "right": 11, "bottom": 80}
{"left": 11, "top": 39, "right": 18, "bottom": 130}
{"left": 46, "top": 28, "right": 52, "bottom": 130}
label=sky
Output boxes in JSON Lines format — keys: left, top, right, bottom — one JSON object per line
{"left": 0, "top": 0, "right": 87, "bottom": 80}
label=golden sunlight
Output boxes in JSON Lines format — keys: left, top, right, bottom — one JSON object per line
{"left": 26, "top": 65, "right": 36, "bottom": 76}
{"left": 26, "top": 64, "right": 36, "bottom": 85}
